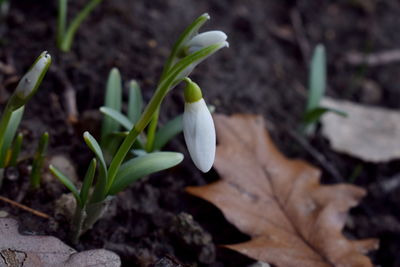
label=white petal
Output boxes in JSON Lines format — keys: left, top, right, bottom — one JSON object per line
{"left": 187, "top": 31, "right": 227, "bottom": 53}
{"left": 183, "top": 99, "right": 216, "bottom": 172}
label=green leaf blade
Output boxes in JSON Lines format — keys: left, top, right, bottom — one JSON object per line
{"left": 61, "top": 0, "right": 103, "bottom": 52}
{"left": 83, "top": 131, "right": 108, "bottom": 200}
{"left": 84, "top": 132, "right": 107, "bottom": 173}
{"left": 302, "top": 106, "right": 347, "bottom": 127}
{"left": 109, "top": 152, "right": 183, "bottom": 195}
{"left": 30, "top": 132, "right": 49, "bottom": 189}
{"left": 0, "top": 107, "right": 24, "bottom": 167}
{"left": 100, "top": 107, "right": 133, "bottom": 131}
{"left": 9, "top": 132, "right": 23, "bottom": 166}
{"left": 49, "top": 165, "right": 80, "bottom": 204}
{"left": 307, "top": 44, "right": 326, "bottom": 112}
{"left": 79, "top": 158, "right": 97, "bottom": 208}
{"left": 153, "top": 114, "right": 183, "bottom": 151}
{"left": 128, "top": 80, "right": 143, "bottom": 125}
{"left": 101, "top": 68, "right": 122, "bottom": 143}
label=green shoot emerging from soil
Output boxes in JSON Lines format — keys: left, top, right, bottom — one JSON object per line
{"left": 50, "top": 13, "right": 228, "bottom": 243}
{"left": 0, "top": 52, "right": 51, "bottom": 187}
{"left": 30, "top": 132, "right": 49, "bottom": 189}
{"left": 301, "top": 44, "right": 346, "bottom": 135}
{"left": 57, "top": 0, "right": 103, "bottom": 52}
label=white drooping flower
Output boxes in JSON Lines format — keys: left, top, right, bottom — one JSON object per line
{"left": 186, "top": 30, "right": 228, "bottom": 54}
{"left": 183, "top": 78, "right": 215, "bottom": 173}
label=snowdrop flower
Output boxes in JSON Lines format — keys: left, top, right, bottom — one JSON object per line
{"left": 183, "top": 78, "right": 215, "bottom": 172}
{"left": 186, "top": 30, "right": 228, "bottom": 54}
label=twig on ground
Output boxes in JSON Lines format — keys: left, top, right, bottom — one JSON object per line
{"left": 290, "top": 8, "right": 311, "bottom": 64}
{"left": 345, "top": 49, "right": 400, "bottom": 66}
{"left": 267, "top": 24, "right": 296, "bottom": 43}
{"left": 51, "top": 65, "right": 79, "bottom": 124}
{"left": 0, "top": 195, "right": 51, "bottom": 219}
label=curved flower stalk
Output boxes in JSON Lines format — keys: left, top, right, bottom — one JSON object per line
{"left": 183, "top": 78, "right": 215, "bottom": 172}
{"left": 146, "top": 13, "right": 228, "bottom": 152}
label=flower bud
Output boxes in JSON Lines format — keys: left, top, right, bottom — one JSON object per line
{"left": 9, "top": 51, "right": 51, "bottom": 110}
{"left": 186, "top": 31, "right": 228, "bottom": 54}
{"left": 183, "top": 78, "right": 215, "bottom": 172}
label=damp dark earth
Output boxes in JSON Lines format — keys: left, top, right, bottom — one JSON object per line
{"left": 0, "top": 0, "right": 400, "bottom": 266}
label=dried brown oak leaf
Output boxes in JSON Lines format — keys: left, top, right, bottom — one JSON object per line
{"left": 0, "top": 218, "right": 121, "bottom": 266}
{"left": 187, "top": 114, "right": 378, "bottom": 267}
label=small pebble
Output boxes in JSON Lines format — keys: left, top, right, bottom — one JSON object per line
{"left": 0, "top": 211, "right": 9, "bottom": 218}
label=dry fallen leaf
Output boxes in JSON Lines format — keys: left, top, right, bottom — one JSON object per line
{"left": 321, "top": 97, "right": 400, "bottom": 163}
{"left": 0, "top": 218, "right": 121, "bottom": 267}
{"left": 187, "top": 114, "right": 379, "bottom": 267}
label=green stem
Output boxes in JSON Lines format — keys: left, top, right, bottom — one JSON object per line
{"left": 82, "top": 196, "right": 112, "bottom": 234}
{"left": 145, "top": 107, "right": 160, "bottom": 152}
{"left": 9, "top": 132, "right": 23, "bottom": 166}
{"left": 0, "top": 104, "right": 13, "bottom": 167}
{"left": 30, "top": 132, "right": 49, "bottom": 189}
{"left": 106, "top": 85, "right": 168, "bottom": 192}
{"left": 57, "top": 0, "right": 67, "bottom": 48}
{"left": 70, "top": 204, "right": 86, "bottom": 245}
{"left": 144, "top": 14, "right": 210, "bottom": 147}
{"left": 90, "top": 169, "right": 107, "bottom": 203}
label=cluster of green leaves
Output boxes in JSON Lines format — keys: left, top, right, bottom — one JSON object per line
{"left": 57, "top": 0, "right": 103, "bottom": 52}
{"left": 50, "top": 13, "right": 226, "bottom": 242}
{"left": 100, "top": 68, "right": 183, "bottom": 156}
{"left": 301, "top": 44, "right": 346, "bottom": 135}
{"left": 0, "top": 52, "right": 51, "bottom": 188}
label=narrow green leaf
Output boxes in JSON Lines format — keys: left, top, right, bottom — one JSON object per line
{"left": 60, "top": 0, "right": 103, "bottom": 52}
{"left": 9, "top": 132, "right": 23, "bottom": 166}
{"left": 153, "top": 114, "right": 183, "bottom": 151}
{"left": 306, "top": 44, "right": 326, "bottom": 112}
{"left": 0, "top": 107, "right": 24, "bottom": 167}
{"left": 57, "top": 0, "right": 67, "bottom": 48}
{"left": 83, "top": 132, "right": 107, "bottom": 176}
{"left": 302, "top": 106, "right": 347, "bottom": 126}
{"left": 83, "top": 131, "right": 108, "bottom": 201}
{"left": 101, "top": 68, "right": 122, "bottom": 143}
{"left": 109, "top": 152, "right": 183, "bottom": 195}
{"left": 128, "top": 80, "right": 143, "bottom": 125}
{"left": 30, "top": 132, "right": 49, "bottom": 189}
{"left": 100, "top": 107, "right": 133, "bottom": 131}
{"left": 49, "top": 165, "right": 80, "bottom": 204}
{"left": 79, "top": 158, "right": 96, "bottom": 208}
